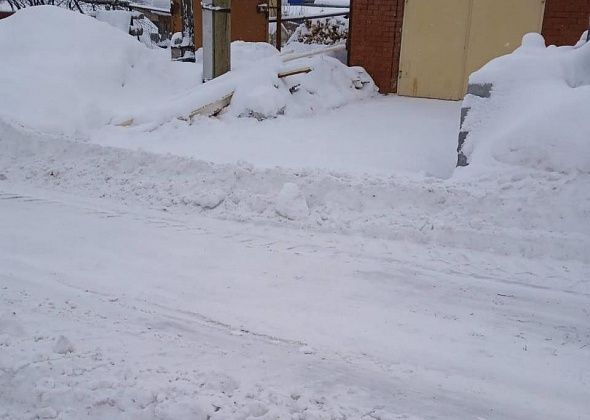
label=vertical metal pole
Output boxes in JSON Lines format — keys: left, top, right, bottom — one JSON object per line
{"left": 202, "top": 0, "right": 231, "bottom": 82}
{"left": 587, "top": 16, "right": 590, "bottom": 42}
{"left": 180, "top": 0, "right": 195, "bottom": 61}
{"left": 275, "top": 0, "right": 282, "bottom": 51}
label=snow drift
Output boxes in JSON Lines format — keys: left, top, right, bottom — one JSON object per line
{"left": 0, "top": 6, "right": 376, "bottom": 136}
{"left": 129, "top": 43, "right": 376, "bottom": 128}
{"left": 458, "top": 33, "right": 590, "bottom": 175}
{"left": 0, "top": 6, "right": 200, "bottom": 135}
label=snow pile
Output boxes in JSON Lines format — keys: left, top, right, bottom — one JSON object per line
{"left": 459, "top": 33, "right": 590, "bottom": 175}
{"left": 94, "top": 9, "right": 161, "bottom": 48}
{"left": 94, "top": 9, "right": 131, "bottom": 33}
{"left": 275, "top": 182, "right": 309, "bottom": 220}
{"left": 231, "top": 54, "right": 374, "bottom": 120}
{"left": 129, "top": 43, "right": 376, "bottom": 125}
{"left": 287, "top": 16, "right": 348, "bottom": 45}
{"left": 2, "top": 120, "right": 588, "bottom": 263}
{"left": 0, "top": 6, "right": 200, "bottom": 136}
{"left": 0, "top": 6, "right": 375, "bottom": 137}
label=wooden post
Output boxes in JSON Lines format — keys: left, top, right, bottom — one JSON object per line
{"left": 202, "top": 0, "right": 231, "bottom": 82}
{"left": 275, "top": 0, "right": 282, "bottom": 51}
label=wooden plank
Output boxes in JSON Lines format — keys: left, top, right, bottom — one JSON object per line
{"left": 277, "top": 66, "right": 312, "bottom": 78}
{"left": 183, "top": 91, "right": 235, "bottom": 122}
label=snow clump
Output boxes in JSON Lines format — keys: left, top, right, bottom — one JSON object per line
{"left": 53, "top": 335, "right": 75, "bottom": 354}
{"left": 275, "top": 183, "right": 309, "bottom": 220}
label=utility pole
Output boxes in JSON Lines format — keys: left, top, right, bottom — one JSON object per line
{"left": 202, "top": 0, "right": 231, "bottom": 82}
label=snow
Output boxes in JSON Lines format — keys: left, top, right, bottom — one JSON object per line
{"left": 312, "top": 0, "right": 349, "bottom": 6}
{"left": 275, "top": 182, "right": 309, "bottom": 220}
{"left": 0, "top": 6, "right": 201, "bottom": 135}
{"left": 287, "top": 16, "right": 348, "bottom": 46}
{"left": 460, "top": 33, "right": 590, "bottom": 175}
{"left": 0, "top": 187, "right": 588, "bottom": 419}
{"left": 94, "top": 10, "right": 132, "bottom": 33}
{"left": 0, "top": 1, "right": 11, "bottom": 12}
{"left": 91, "top": 95, "right": 459, "bottom": 179}
{"left": 1, "top": 118, "right": 588, "bottom": 263}
{"left": 0, "top": 7, "right": 455, "bottom": 179}
{"left": 1, "top": 7, "right": 590, "bottom": 420}
{"left": 126, "top": 44, "right": 376, "bottom": 125}
{"left": 132, "top": 0, "right": 171, "bottom": 11}
{"left": 282, "top": 5, "right": 347, "bottom": 18}
{"left": 52, "top": 335, "right": 75, "bottom": 354}
{"left": 0, "top": 7, "right": 375, "bottom": 136}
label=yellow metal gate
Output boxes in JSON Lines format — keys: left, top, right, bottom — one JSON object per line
{"left": 397, "top": 0, "right": 546, "bottom": 100}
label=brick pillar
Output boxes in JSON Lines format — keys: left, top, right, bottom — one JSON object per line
{"left": 348, "top": 0, "right": 405, "bottom": 93}
{"left": 542, "top": 0, "right": 590, "bottom": 46}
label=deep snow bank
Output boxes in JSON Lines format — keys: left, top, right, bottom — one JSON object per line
{"left": 0, "top": 6, "right": 201, "bottom": 135}
{"left": 2, "top": 120, "right": 589, "bottom": 263}
{"left": 0, "top": 6, "right": 376, "bottom": 136}
{"left": 458, "top": 33, "right": 590, "bottom": 175}
{"left": 130, "top": 45, "right": 376, "bottom": 127}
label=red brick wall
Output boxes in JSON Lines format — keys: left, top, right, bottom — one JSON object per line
{"left": 542, "top": 0, "right": 590, "bottom": 45}
{"left": 348, "top": 0, "right": 405, "bottom": 93}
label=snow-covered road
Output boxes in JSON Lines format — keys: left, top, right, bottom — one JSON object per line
{"left": 1, "top": 187, "right": 588, "bottom": 419}
{"left": 1, "top": 7, "right": 589, "bottom": 419}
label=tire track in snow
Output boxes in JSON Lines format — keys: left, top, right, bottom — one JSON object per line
{"left": 2, "top": 188, "right": 590, "bottom": 419}
{"left": 0, "top": 191, "right": 310, "bottom": 350}
{"left": 3, "top": 188, "right": 589, "bottom": 354}
{"left": 3, "top": 189, "right": 587, "bottom": 298}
